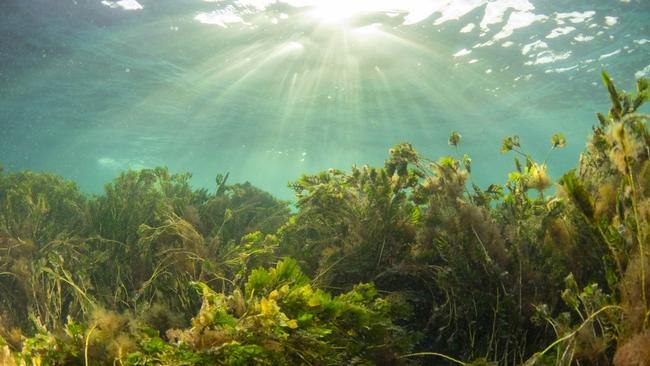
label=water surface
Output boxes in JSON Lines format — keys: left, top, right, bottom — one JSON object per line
{"left": 1, "top": 0, "right": 648, "bottom": 198}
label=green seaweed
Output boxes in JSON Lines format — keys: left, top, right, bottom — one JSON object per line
{"left": 0, "top": 71, "right": 649, "bottom": 365}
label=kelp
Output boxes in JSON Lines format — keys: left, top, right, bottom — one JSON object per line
{"left": 527, "top": 72, "right": 650, "bottom": 366}
{"left": 0, "top": 167, "right": 290, "bottom": 348}
{"left": 130, "top": 259, "right": 410, "bottom": 365}
{"left": 281, "top": 159, "right": 419, "bottom": 288}
{"left": 0, "top": 171, "right": 86, "bottom": 242}
{"left": 280, "top": 129, "right": 574, "bottom": 362}
{"left": 5, "top": 260, "right": 411, "bottom": 365}
{"left": 0, "top": 71, "right": 649, "bottom": 365}
{"left": 275, "top": 72, "right": 649, "bottom": 364}
{"left": 0, "top": 172, "right": 89, "bottom": 334}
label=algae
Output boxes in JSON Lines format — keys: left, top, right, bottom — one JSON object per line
{"left": 0, "top": 72, "right": 648, "bottom": 365}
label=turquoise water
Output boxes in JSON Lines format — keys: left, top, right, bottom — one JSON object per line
{"left": 1, "top": 0, "right": 648, "bottom": 199}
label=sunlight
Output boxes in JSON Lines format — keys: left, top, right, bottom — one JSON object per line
{"left": 308, "top": 1, "right": 363, "bottom": 23}
{"left": 306, "top": 0, "right": 401, "bottom": 24}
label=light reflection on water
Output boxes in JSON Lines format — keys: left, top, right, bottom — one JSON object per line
{"left": 0, "top": 0, "right": 648, "bottom": 199}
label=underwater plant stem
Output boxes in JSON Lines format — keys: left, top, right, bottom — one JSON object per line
{"left": 471, "top": 224, "right": 493, "bottom": 265}
{"left": 43, "top": 266, "right": 93, "bottom": 309}
{"left": 376, "top": 237, "right": 386, "bottom": 268}
{"left": 595, "top": 225, "right": 624, "bottom": 278}
{"left": 536, "top": 305, "right": 622, "bottom": 358}
{"left": 312, "top": 254, "right": 349, "bottom": 284}
{"left": 511, "top": 149, "right": 528, "bottom": 160}
{"left": 627, "top": 169, "right": 648, "bottom": 328}
{"left": 486, "top": 289, "right": 500, "bottom": 360}
{"left": 398, "top": 352, "right": 467, "bottom": 365}
{"left": 543, "top": 147, "right": 555, "bottom": 165}
{"left": 518, "top": 251, "right": 523, "bottom": 316}
{"left": 85, "top": 324, "right": 97, "bottom": 366}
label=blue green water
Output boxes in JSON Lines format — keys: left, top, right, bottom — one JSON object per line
{"left": 1, "top": 0, "right": 648, "bottom": 199}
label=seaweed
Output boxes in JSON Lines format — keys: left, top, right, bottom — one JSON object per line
{"left": 9, "top": 260, "right": 411, "bottom": 365}
{"left": 0, "top": 71, "right": 648, "bottom": 365}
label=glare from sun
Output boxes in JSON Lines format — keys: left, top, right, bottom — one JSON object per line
{"left": 309, "top": 2, "right": 357, "bottom": 23}
{"left": 308, "top": 0, "right": 400, "bottom": 24}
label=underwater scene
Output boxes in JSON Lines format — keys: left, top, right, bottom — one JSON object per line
{"left": 1, "top": 0, "right": 649, "bottom": 365}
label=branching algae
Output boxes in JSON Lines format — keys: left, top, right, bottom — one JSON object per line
{"left": 0, "top": 72, "right": 649, "bottom": 365}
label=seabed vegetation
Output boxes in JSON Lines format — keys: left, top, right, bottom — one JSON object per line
{"left": 0, "top": 72, "right": 649, "bottom": 365}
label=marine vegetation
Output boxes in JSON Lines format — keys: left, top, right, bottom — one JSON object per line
{"left": 0, "top": 71, "right": 648, "bottom": 365}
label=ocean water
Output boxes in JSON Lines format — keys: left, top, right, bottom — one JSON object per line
{"left": 1, "top": 0, "right": 648, "bottom": 200}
